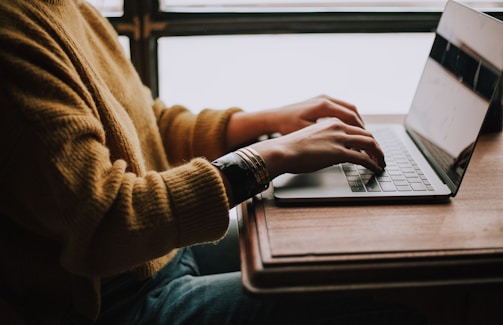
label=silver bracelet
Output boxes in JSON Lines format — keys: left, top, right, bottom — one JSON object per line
{"left": 235, "top": 147, "right": 270, "bottom": 189}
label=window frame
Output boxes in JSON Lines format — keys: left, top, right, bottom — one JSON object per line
{"left": 110, "top": 0, "right": 503, "bottom": 97}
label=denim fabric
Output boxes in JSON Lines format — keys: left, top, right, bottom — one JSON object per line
{"left": 93, "top": 248, "right": 425, "bottom": 325}
{"left": 65, "top": 219, "right": 427, "bottom": 324}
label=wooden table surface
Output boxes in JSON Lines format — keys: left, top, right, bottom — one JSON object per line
{"left": 238, "top": 114, "right": 503, "bottom": 295}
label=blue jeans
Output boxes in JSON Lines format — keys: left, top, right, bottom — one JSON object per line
{"left": 67, "top": 219, "right": 427, "bottom": 324}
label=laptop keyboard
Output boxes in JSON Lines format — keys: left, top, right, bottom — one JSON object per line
{"left": 342, "top": 129, "right": 435, "bottom": 193}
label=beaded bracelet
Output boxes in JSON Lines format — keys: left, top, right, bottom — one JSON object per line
{"left": 211, "top": 147, "right": 270, "bottom": 207}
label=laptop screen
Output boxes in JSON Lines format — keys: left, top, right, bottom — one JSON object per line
{"left": 404, "top": 0, "right": 503, "bottom": 195}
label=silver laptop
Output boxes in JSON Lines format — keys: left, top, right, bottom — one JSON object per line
{"left": 273, "top": 0, "right": 503, "bottom": 204}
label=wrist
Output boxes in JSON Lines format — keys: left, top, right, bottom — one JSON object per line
{"left": 226, "top": 111, "right": 276, "bottom": 150}
{"left": 249, "top": 140, "right": 288, "bottom": 180}
{"left": 211, "top": 147, "right": 271, "bottom": 207}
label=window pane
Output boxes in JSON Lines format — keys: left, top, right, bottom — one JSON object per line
{"left": 161, "top": 0, "right": 503, "bottom": 12}
{"left": 86, "top": 0, "right": 124, "bottom": 17}
{"left": 118, "top": 36, "right": 131, "bottom": 59}
{"left": 158, "top": 33, "right": 433, "bottom": 115}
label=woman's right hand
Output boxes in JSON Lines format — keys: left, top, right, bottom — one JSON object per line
{"left": 249, "top": 117, "right": 385, "bottom": 180}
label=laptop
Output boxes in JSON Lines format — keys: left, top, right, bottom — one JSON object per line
{"left": 273, "top": 0, "right": 503, "bottom": 204}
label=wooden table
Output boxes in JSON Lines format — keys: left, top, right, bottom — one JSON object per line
{"left": 237, "top": 114, "right": 503, "bottom": 323}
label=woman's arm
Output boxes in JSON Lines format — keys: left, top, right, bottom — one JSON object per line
{"left": 217, "top": 95, "right": 385, "bottom": 207}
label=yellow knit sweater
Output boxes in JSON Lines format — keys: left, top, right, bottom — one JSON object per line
{"left": 0, "top": 0, "right": 239, "bottom": 321}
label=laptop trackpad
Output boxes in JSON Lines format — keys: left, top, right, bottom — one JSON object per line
{"left": 273, "top": 165, "right": 351, "bottom": 199}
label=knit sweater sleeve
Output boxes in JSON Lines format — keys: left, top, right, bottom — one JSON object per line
{"left": 0, "top": 1, "right": 231, "bottom": 278}
{"left": 153, "top": 100, "right": 242, "bottom": 165}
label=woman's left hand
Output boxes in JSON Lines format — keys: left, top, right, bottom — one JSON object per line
{"left": 226, "top": 94, "right": 365, "bottom": 150}
{"left": 263, "top": 94, "right": 365, "bottom": 135}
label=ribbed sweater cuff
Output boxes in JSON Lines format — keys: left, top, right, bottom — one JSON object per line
{"left": 193, "top": 108, "right": 242, "bottom": 159}
{"left": 162, "top": 158, "right": 230, "bottom": 246}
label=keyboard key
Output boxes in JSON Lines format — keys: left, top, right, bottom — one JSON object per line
{"left": 350, "top": 185, "right": 366, "bottom": 192}
{"left": 379, "top": 182, "right": 396, "bottom": 192}
{"left": 365, "top": 178, "right": 381, "bottom": 192}
{"left": 360, "top": 175, "right": 373, "bottom": 181}
{"left": 411, "top": 183, "right": 427, "bottom": 191}
{"left": 391, "top": 175, "right": 406, "bottom": 181}
{"left": 396, "top": 185, "right": 413, "bottom": 191}
{"left": 394, "top": 180, "right": 409, "bottom": 186}
{"left": 376, "top": 175, "right": 392, "bottom": 182}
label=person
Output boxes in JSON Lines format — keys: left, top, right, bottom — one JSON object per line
{"left": 0, "top": 1, "right": 425, "bottom": 324}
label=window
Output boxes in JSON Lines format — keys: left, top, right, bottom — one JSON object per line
{"left": 88, "top": 0, "right": 502, "bottom": 113}
{"left": 160, "top": 0, "right": 503, "bottom": 12}
{"left": 154, "top": 1, "right": 502, "bottom": 114}
{"left": 87, "top": 0, "right": 124, "bottom": 17}
{"left": 158, "top": 33, "right": 434, "bottom": 115}
{"left": 156, "top": 0, "right": 503, "bottom": 37}
{"left": 85, "top": 0, "right": 130, "bottom": 58}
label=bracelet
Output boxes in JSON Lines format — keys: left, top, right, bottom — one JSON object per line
{"left": 211, "top": 147, "right": 270, "bottom": 207}
{"left": 235, "top": 147, "right": 270, "bottom": 188}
